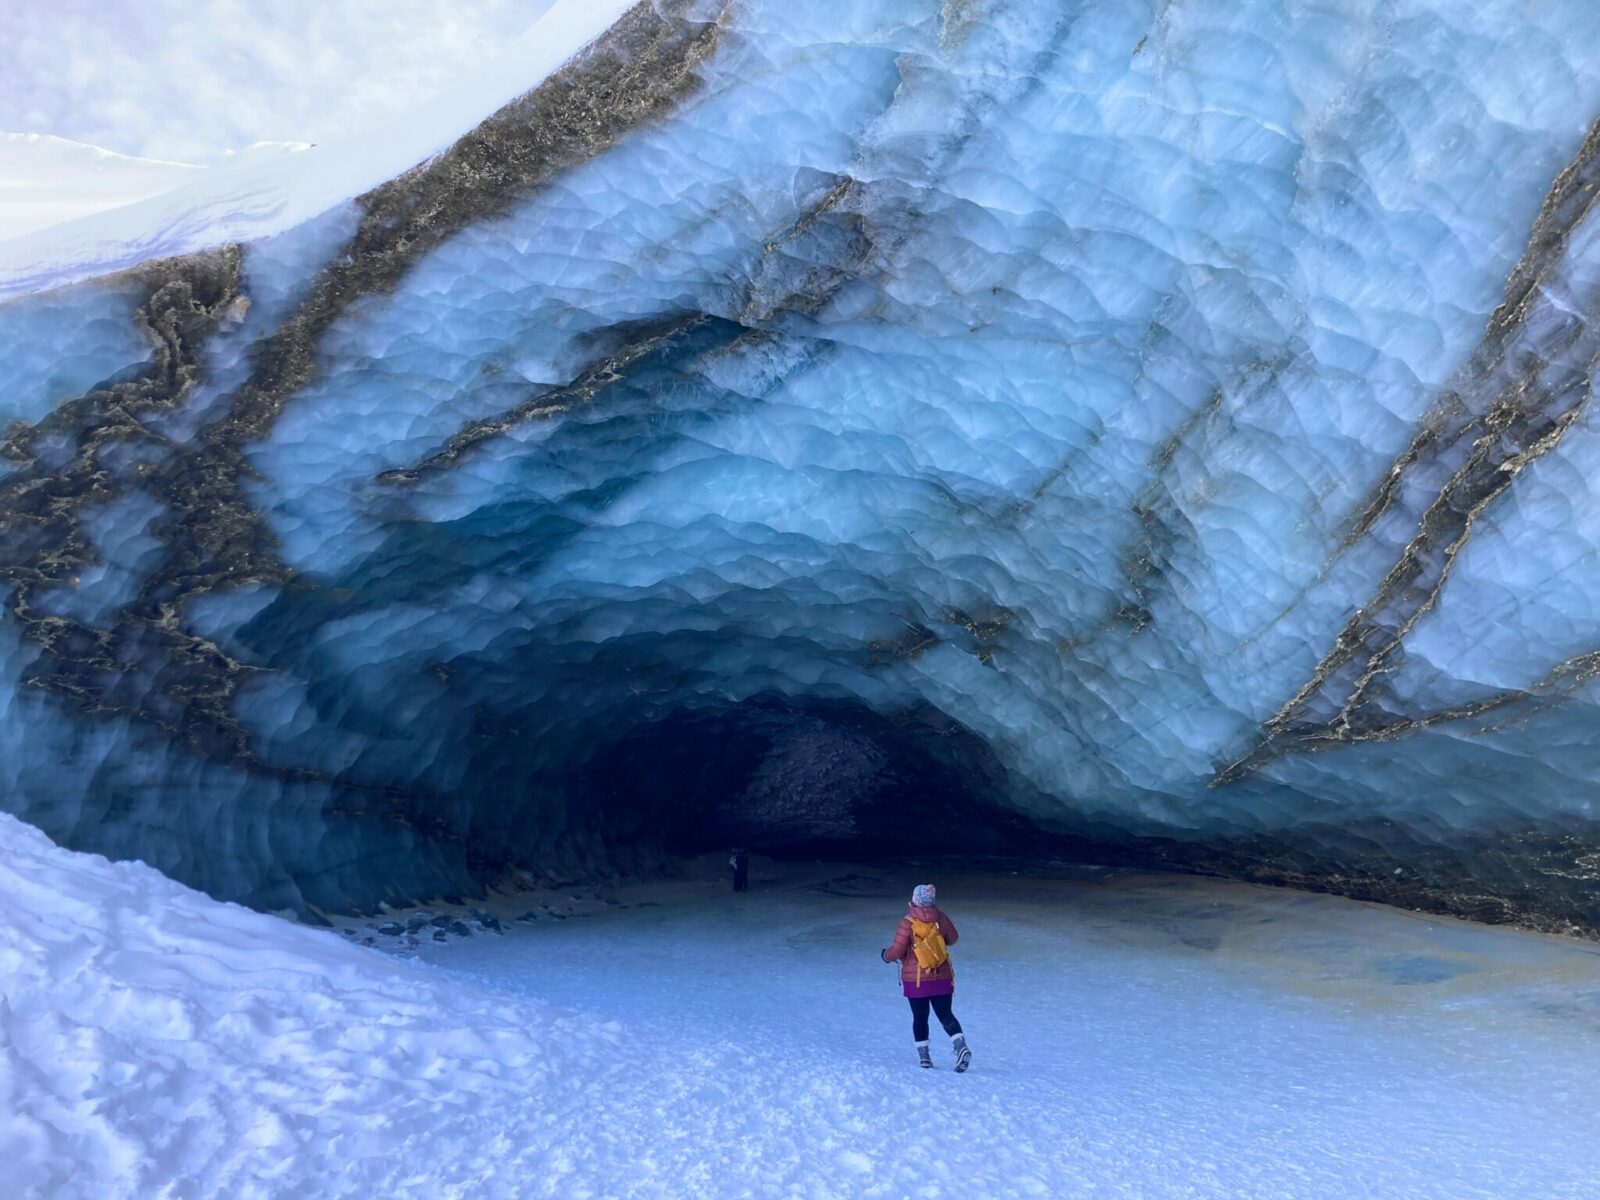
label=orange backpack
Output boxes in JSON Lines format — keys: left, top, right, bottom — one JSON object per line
{"left": 909, "top": 918, "right": 949, "bottom": 984}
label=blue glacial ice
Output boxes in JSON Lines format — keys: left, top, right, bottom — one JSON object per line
{"left": 4, "top": 0, "right": 1600, "bottom": 925}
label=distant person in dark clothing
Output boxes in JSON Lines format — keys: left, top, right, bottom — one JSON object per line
{"left": 729, "top": 847, "right": 749, "bottom": 892}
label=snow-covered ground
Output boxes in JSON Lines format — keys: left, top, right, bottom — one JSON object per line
{"left": 5, "top": 812, "right": 1598, "bottom": 1199}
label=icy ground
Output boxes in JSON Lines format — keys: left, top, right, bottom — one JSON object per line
{"left": 4, "top": 813, "right": 1598, "bottom": 1199}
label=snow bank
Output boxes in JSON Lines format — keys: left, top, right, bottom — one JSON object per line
{"left": 0, "top": 812, "right": 621, "bottom": 1199}
{"left": 0, "top": 0, "right": 637, "bottom": 302}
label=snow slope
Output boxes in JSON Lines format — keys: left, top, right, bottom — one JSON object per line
{"left": 6, "top": 810, "right": 1598, "bottom": 1198}
{"left": 0, "top": 0, "right": 635, "bottom": 301}
{"left": 2, "top": 0, "right": 558, "bottom": 165}
{"left": 0, "top": 134, "right": 206, "bottom": 243}
{"left": 0, "top": 813, "right": 635, "bottom": 1199}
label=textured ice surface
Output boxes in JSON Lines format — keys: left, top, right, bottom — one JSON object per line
{"left": 4, "top": 0, "right": 1600, "bottom": 924}
{"left": 8, "top": 815, "right": 1600, "bottom": 1198}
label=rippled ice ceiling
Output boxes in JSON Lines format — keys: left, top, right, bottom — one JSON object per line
{"left": 5, "top": 0, "right": 1600, "bottom": 928}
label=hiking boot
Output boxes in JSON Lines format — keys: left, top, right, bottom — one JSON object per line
{"left": 951, "top": 1033, "right": 971, "bottom": 1073}
{"left": 916, "top": 1042, "right": 933, "bottom": 1069}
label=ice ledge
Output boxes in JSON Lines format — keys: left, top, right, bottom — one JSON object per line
{"left": 0, "top": 0, "right": 638, "bottom": 303}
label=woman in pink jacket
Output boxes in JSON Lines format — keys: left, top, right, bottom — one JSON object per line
{"left": 881, "top": 883, "right": 971, "bottom": 1071}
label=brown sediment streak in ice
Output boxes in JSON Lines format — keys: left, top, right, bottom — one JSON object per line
{"left": 1214, "top": 116, "right": 1600, "bottom": 787}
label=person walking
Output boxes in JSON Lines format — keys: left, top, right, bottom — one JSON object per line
{"left": 881, "top": 883, "right": 971, "bottom": 1071}
{"left": 729, "top": 847, "right": 749, "bottom": 893}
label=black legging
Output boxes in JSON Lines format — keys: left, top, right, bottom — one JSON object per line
{"left": 908, "top": 994, "right": 963, "bottom": 1042}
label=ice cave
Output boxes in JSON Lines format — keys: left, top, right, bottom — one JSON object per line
{"left": 5, "top": 1, "right": 1600, "bottom": 1196}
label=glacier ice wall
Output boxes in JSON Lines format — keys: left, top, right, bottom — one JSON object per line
{"left": 6, "top": 0, "right": 1600, "bottom": 928}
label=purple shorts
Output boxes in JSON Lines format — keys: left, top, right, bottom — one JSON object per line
{"left": 903, "top": 977, "right": 954, "bottom": 999}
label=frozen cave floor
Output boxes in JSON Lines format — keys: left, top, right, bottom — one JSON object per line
{"left": 6, "top": 817, "right": 1600, "bottom": 1199}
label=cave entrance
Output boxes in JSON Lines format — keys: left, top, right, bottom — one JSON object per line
{"left": 574, "top": 695, "right": 1047, "bottom": 865}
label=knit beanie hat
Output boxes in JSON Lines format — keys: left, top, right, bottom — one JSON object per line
{"left": 912, "top": 883, "right": 937, "bottom": 908}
